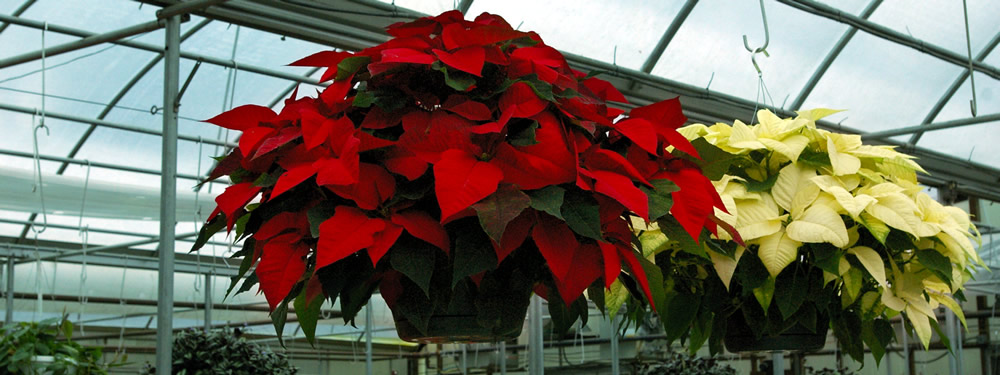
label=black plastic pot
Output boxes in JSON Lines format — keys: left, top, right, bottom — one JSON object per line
{"left": 393, "top": 313, "right": 524, "bottom": 343}
{"left": 723, "top": 311, "right": 829, "bottom": 352}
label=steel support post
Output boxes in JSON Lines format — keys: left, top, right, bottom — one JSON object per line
{"left": 498, "top": 341, "right": 506, "bottom": 375}
{"left": 461, "top": 344, "right": 468, "bottom": 374}
{"left": 902, "top": 319, "right": 911, "bottom": 375}
{"left": 4, "top": 258, "right": 12, "bottom": 324}
{"left": 156, "top": 14, "right": 180, "bottom": 375}
{"left": 366, "top": 302, "right": 373, "bottom": 375}
{"left": 772, "top": 351, "right": 784, "bottom": 375}
{"left": 948, "top": 309, "right": 958, "bottom": 375}
{"left": 610, "top": 315, "right": 620, "bottom": 375}
{"left": 529, "top": 295, "right": 544, "bottom": 375}
{"left": 203, "top": 273, "right": 212, "bottom": 331}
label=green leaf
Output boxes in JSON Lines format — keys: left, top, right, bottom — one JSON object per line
{"left": 687, "top": 311, "right": 714, "bottom": 355}
{"left": 548, "top": 294, "right": 588, "bottom": 338}
{"left": 798, "top": 148, "right": 832, "bottom": 169}
{"left": 752, "top": 277, "right": 775, "bottom": 314}
{"left": 253, "top": 172, "right": 279, "bottom": 188}
{"left": 859, "top": 212, "right": 890, "bottom": 244}
{"left": 191, "top": 213, "right": 225, "bottom": 253}
{"left": 508, "top": 120, "right": 540, "bottom": 146}
{"left": 642, "top": 179, "right": 677, "bottom": 221}
{"left": 528, "top": 185, "right": 565, "bottom": 221}
{"left": 472, "top": 184, "right": 531, "bottom": 243}
{"left": 861, "top": 321, "right": 885, "bottom": 365}
{"left": 307, "top": 202, "right": 337, "bottom": 238}
{"left": 352, "top": 90, "right": 375, "bottom": 108}
{"left": 225, "top": 239, "right": 258, "bottom": 298}
{"left": 293, "top": 286, "right": 325, "bottom": 346}
{"left": 685, "top": 138, "right": 746, "bottom": 180}
{"left": 810, "top": 243, "right": 844, "bottom": 275}
{"left": 663, "top": 292, "right": 699, "bottom": 344}
{"left": 394, "top": 277, "right": 434, "bottom": 335}
{"left": 587, "top": 284, "right": 606, "bottom": 315}
{"left": 59, "top": 319, "right": 72, "bottom": 340}
{"left": 234, "top": 273, "right": 259, "bottom": 296}
{"left": 452, "top": 229, "right": 497, "bottom": 287}
{"left": 744, "top": 172, "right": 779, "bottom": 193}
{"left": 390, "top": 237, "right": 437, "bottom": 298}
{"left": 658, "top": 216, "right": 708, "bottom": 259}
{"left": 560, "top": 189, "right": 603, "bottom": 241}
{"left": 336, "top": 56, "right": 370, "bottom": 80}
{"left": 438, "top": 66, "right": 476, "bottom": 91}
{"left": 931, "top": 318, "right": 952, "bottom": 354}
{"left": 916, "top": 249, "right": 953, "bottom": 286}
{"left": 271, "top": 300, "right": 289, "bottom": 345}
{"left": 521, "top": 78, "right": 555, "bottom": 102}
{"left": 774, "top": 270, "right": 808, "bottom": 319}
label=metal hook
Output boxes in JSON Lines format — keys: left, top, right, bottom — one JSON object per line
{"left": 962, "top": 0, "right": 978, "bottom": 117}
{"left": 30, "top": 110, "right": 49, "bottom": 235}
{"left": 743, "top": 0, "right": 771, "bottom": 74}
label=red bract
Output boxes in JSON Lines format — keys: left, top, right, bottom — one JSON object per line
{"left": 196, "top": 10, "right": 729, "bottom": 334}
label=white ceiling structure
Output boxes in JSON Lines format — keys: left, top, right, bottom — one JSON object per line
{"left": 0, "top": 0, "right": 999, "bottom": 368}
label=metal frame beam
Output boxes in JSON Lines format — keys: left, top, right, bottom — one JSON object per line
{"left": 0, "top": 0, "right": 36, "bottom": 35}
{"left": 0, "top": 147, "right": 206, "bottom": 181}
{"left": 0, "top": 14, "right": 320, "bottom": 85}
{"left": 776, "top": 0, "right": 1000, "bottom": 80}
{"left": 1, "top": 243, "right": 238, "bottom": 277}
{"left": 639, "top": 0, "right": 698, "bottom": 75}
{"left": 0, "top": 102, "right": 235, "bottom": 148}
{"left": 789, "top": 0, "right": 882, "bottom": 110}
{"left": 14, "top": 232, "right": 197, "bottom": 264}
{"left": 910, "top": 30, "right": 1000, "bottom": 145}
{"left": 0, "top": 18, "right": 174, "bottom": 69}
{"left": 861, "top": 112, "right": 1000, "bottom": 140}
{"left": 0, "top": 218, "right": 229, "bottom": 247}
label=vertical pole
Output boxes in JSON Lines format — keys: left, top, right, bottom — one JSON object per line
{"left": 947, "top": 309, "right": 958, "bottom": 375}
{"left": 529, "top": 295, "right": 544, "bottom": 375}
{"left": 3, "top": 258, "right": 11, "bottom": 324}
{"left": 955, "top": 309, "right": 964, "bottom": 375}
{"left": 156, "top": 14, "right": 180, "bottom": 375}
{"left": 498, "top": 341, "right": 506, "bottom": 375}
{"left": 461, "top": 344, "right": 467, "bottom": 374}
{"left": 203, "top": 273, "right": 212, "bottom": 331}
{"left": 903, "top": 318, "right": 912, "bottom": 375}
{"left": 365, "top": 302, "right": 373, "bottom": 375}
{"left": 772, "top": 351, "right": 784, "bottom": 375}
{"left": 610, "top": 315, "right": 620, "bottom": 375}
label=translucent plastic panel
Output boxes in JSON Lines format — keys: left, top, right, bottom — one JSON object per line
{"left": 652, "top": 0, "right": 868, "bottom": 110}
{"left": 467, "top": 0, "right": 687, "bottom": 69}
{"left": 868, "top": 0, "right": 997, "bottom": 56}
{"left": 0, "top": 112, "right": 91, "bottom": 164}
{"left": 800, "top": 32, "right": 962, "bottom": 131}
{"left": 0, "top": 210, "right": 31, "bottom": 238}
{"left": 375, "top": 0, "right": 456, "bottom": 16}
{"left": 180, "top": 21, "right": 329, "bottom": 71}
{"left": 19, "top": 0, "right": 160, "bottom": 34}
{"left": 916, "top": 73, "right": 1000, "bottom": 167}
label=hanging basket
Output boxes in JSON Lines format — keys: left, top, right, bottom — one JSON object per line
{"left": 393, "top": 313, "right": 524, "bottom": 343}
{"left": 723, "top": 311, "right": 829, "bottom": 352}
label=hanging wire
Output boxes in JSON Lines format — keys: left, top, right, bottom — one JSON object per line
{"left": 116, "top": 254, "right": 130, "bottom": 355}
{"left": 32, "top": 232, "right": 42, "bottom": 321}
{"left": 76, "top": 161, "right": 92, "bottom": 334}
{"left": 961, "top": 0, "right": 978, "bottom": 116}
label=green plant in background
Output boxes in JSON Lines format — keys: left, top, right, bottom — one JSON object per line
{"left": 629, "top": 109, "right": 982, "bottom": 362}
{"left": 144, "top": 328, "right": 297, "bottom": 375}
{"left": 0, "top": 316, "right": 120, "bottom": 374}
{"left": 636, "top": 351, "right": 736, "bottom": 375}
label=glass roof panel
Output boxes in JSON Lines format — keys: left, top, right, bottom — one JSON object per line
{"left": 800, "top": 32, "right": 963, "bottom": 131}
{"left": 18, "top": 0, "right": 158, "bottom": 34}
{"left": 652, "top": 0, "right": 868, "bottom": 108}
{"left": 868, "top": 0, "right": 997, "bottom": 56}
{"left": 467, "top": 0, "right": 688, "bottom": 70}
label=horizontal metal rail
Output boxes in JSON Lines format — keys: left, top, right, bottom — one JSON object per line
{"left": 0, "top": 102, "right": 235, "bottom": 148}
{"left": 861, "top": 112, "right": 1000, "bottom": 140}
{"left": 0, "top": 14, "right": 320, "bottom": 85}
{"left": 0, "top": 218, "right": 229, "bottom": 248}
{"left": 0, "top": 18, "right": 172, "bottom": 69}
{"left": 0, "top": 243, "right": 237, "bottom": 276}
{"left": 0, "top": 148, "right": 204, "bottom": 181}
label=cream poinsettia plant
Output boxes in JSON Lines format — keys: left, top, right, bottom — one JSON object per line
{"left": 635, "top": 109, "right": 982, "bottom": 361}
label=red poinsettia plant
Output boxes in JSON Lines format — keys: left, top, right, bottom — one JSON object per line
{"left": 192, "top": 10, "right": 728, "bottom": 342}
